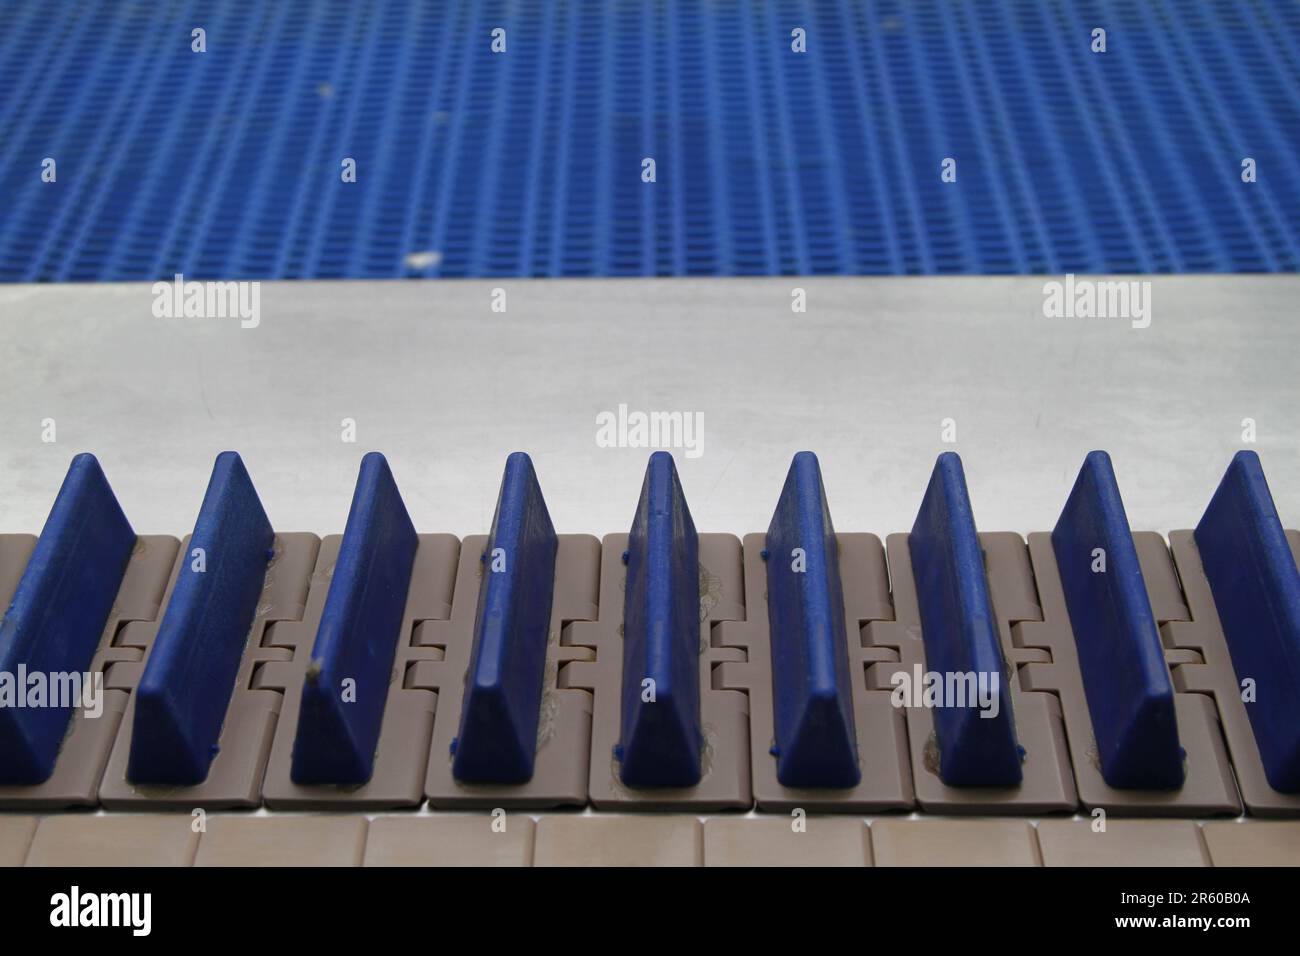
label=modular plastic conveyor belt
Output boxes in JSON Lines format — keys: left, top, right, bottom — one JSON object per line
{"left": 2, "top": 1, "right": 1299, "bottom": 281}
{"left": 0, "top": 445, "right": 1297, "bottom": 844}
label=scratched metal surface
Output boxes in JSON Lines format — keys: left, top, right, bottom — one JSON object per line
{"left": 0, "top": 275, "right": 1294, "bottom": 536}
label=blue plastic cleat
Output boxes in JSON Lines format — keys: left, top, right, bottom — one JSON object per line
{"left": 0, "top": 454, "right": 135, "bottom": 784}
{"left": 451, "top": 452, "right": 558, "bottom": 784}
{"left": 1195, "top": 451, "right": 1300, "bottom": 793}
{"left": 291, "top": 453, "right": 418, "bottom": 785}
{"left": 617, "top": 452, "right": 702, "bottom": 788}
{"left": 1052, "top": 451, "right": 1182, "bottom": 789}
{"left": 128, "top": 452, "right": 274, "bottom": 785}
{"left": 908, "top": 452, "right": 1021, "bottom": 787}
{"left": 764, "top": 451, "right": 860, "bottom": 788}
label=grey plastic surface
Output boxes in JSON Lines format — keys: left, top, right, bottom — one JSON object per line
{"left": 422, "top": 533, "right": 599, "bottom": 808}
{"left": 260, "top": 533, "right": 456, "bottom": 809}
{"left": 98, "top": 533, "right": 319, "bottom": 809}
{"left": 2, "top": 522, "right": 1299, "bottom": 825}
{"left": 566, "top": 533, "right": 752, "bottom": 811}
{"left": 1021, "top": 532, "right": 1239, "bottom": 816}
{"left": 8, "top": 812, "right": 1298, "bottom": 866}
{"left": 868, "top": 532, "right": 1078, "bottom": 813}
{"left": 718, "top": 533, "right": 913, "bottom": 811}
{"left": 0, "top": 534, "right": 178, "bottom": 808}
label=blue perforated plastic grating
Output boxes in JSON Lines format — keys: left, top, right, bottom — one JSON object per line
{"left": 1, "top": 0, "right": 1297, "bottom": 281}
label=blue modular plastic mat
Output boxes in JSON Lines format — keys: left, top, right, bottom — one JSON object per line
{"left": 1, "top": 0, "right": 1297, "bottom": 282}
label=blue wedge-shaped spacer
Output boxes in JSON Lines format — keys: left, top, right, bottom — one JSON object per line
{"left": 291, "top": 453, "right": 417, "bottom": 785}
{"left": 617, "top": 452, "right": 702, "bottom": 788}
{"left": 1195, "top": 451, "right": 1300, "bottom": 792}
{"left": 0, "top": 454, "right": 135, "bottom": 784}
{"left": 908, "top": 452, "right": 1021, "bottom": 787}
{"left": 764, "top": 452, "right": 860, "bottom": 788}
{"left": 1052, "top": 451, "right": 1183, "bottom": 789}
{"left": 451, "top": 453, "right": 558, "bottom": 784}
{"left": 128, "top": 452, "right": 274, "bottom": 785}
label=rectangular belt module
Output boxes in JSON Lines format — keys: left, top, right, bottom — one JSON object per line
{"left": 567, "top": 453, "right": 750, "bottom": 810}
{"left": 1051, "top": 452, "right": 1183, "bottom": 788}
{"left": 716, "top": 454, "right": 912, "bottom": 811}
{"left": 1165, "top": 452, "right": 1300, "bottom": 816}
{"left": 422, "top": 453, "right": 596, "bottom": 808}
{"left": 261, "top": 455, "right": 449, "bottom": 809}
{"left": 1019, "top": 452, "right": 1238, "bottom": 816}
{"left": 868, "top": 454, "right": 1076, "bottom": 813}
